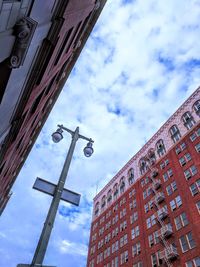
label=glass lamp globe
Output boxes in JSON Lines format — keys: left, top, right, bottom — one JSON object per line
{"left": 52, "top": 129, "right": 63, "bottom": 143}
{"left": 83, "top": 142, "right": 94, "bottom": 157}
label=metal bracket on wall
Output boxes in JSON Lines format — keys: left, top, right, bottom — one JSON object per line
{"left": 9, "top": 17, "right": 38, "bottom": 69}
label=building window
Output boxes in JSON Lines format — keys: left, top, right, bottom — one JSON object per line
{"left": 143, "top": 190, "right": 147, "bottom": 199}
{"left": 148, "top": 231, "right": 159, "bottom": 247}
{"left": 112, "top": 240, "right": 119, "bottom": 253}
{"left": 182, "top": 111, "right": 196, "bottom": 130}
{"left": 140, "top": 179, "right": 145, "bottom": 187}
{"left": 174, "top": 212, "right": 189, "bottom": 230}
{"left": 104, "top": 246, "right": 111, "bottom": 259}
{"left": 171, "top": 181, "right": 177, "bottom": 191}
{"left": 179, "top": 157, "right": 186, "bottom": 166}
{"left": 129, "top": 188, "right": 136, "bottom": 198}
{"left": 128, "top": 168, "right": 134, "bottom": 185}
{"left": 131, "top": 226, "right": 140, "bottom": 239}
{"left": 139, "top": 158, "right": 148, "bottom": 175}
{"left": 160, "top": 158, "right": 169, "bottom": 169}
{"left": 166, "top": 181, "right": 177, "bottom": 195}
{"left": 184, "top": 165, "right": 198, "bottom": 180}
{"left": 101, "top": 195, "right": 106, "bottom": 209}
{"left": 113, "top": 183, "right": 119, "bottom": 200}
{"left": 179, "top": 153, "right": 192, "bottom": 166}
{"left": 148, "top": 149, "right": 156, "bottom": 165}
{"left": 120, "top": 197, "right": 126, "bottom": 207}
{"left": 163, "top": 168, "right": 173, "bottom": 181}
{"left": 175, "top": 142, "right": 187, "bottom": 154}
{"left": 163, "top": 172, "right": 168, "bottom": 181}
{"left": 130, "top": 212, "right": 138, "bottom": 224}
{"left": 190, "top": 132, "right": 197, "bottom": 142}
{"left": 197, "top": 128, "right": 200, "bottom": 136}
{"left": 190, "top": 179, "right": 200, "bottom": 196}
{"left": 146, "top": 214, "right": 156, "bottom": 229}
{"left": 170, "top": 125, "right": 181, "bottom": 143}
{"left": 156, "top": 139, "right": 166, "bottom": 157}
{"left": 196, "top": 201, "right": 200, "bottom": 213}
{"left": 170, "top": 195, "right": 182, "bottom": 211}
{"left": 151, "top": 252, "right": 160, "bottom": 267}
{"left": 144, "top": 200, "right": 153, "bottom": 213}
{"left": 180, "top": 142, "right": 187, "bottom": 150}
{"left": 143, "top": 188, "right": 151, "bottom": 200}
{"left": 95, "top": 202, "right": 100, "bottom": 216}
{"left": 165, "top": 159, "right": 169, "bottom": 165}
{"left": 186, "top": 257, "right": 200, "bottom": 267}
{"left": 179, "top": 232, "right": 196, "bottom": 252}
{"left": 145, "top": 176, "right": 149, "bottom": 184}
{"left": 193, "top": 99, "right": 200, "bottom": 116}
{"left": 168, "top": 168, "right": 173, "bottom": 177}
{"left": 120, "top": 177, "right": 125, "bottom": 194}
{"left": 120, "top": 250, "right": 128, "bottom": 264}
{"left": 89, "top": 259, "right": 94, "bottom": 267}
{"left": 133, "top": 262, "right": 143, "bottom": 267}
{"left": 144, "top": 203, "right": 149, "bottom": 213}
{"left": 160, "top": 162, "right": 165, "bottom": 169}
{"left": 157, "top": 205, "right": 168, "bottom": 220}
{"left": 107, "top": 189, "right": 112, "bottom": 204}
{"left": 111, "top": 256, "right": 119, "bottom": 267}
{"left": 130, "top": 199, "right": 137, "bottom": 209}
{"left": 120, "top": 234, "right": 128, "bottom": 248}
{"left": 132, "top": 242, "right": 141, "bottom": 257}
{"left": 120, "top": 220, "right": 127, "bottom": 232}
{"left": 120, "top": 208, "right": 126, "bottom": 219}
{"left": 195, "top": 143, "right": 200, "bottom": 153}
{"left": 175, "top": 146, "right": 181, "bottom": 154}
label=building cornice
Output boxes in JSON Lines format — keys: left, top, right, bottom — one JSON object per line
{"left": 93, "top": 87, "right": 200, "bottom": 203}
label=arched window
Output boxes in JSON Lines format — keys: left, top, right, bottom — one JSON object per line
{"left": 148, "top": 149, "right": 156, "bottom": 165}
{"left": 120, "top": 176, "right": 125, "bottom": 194}
{"left": 128, "top": 168, "right": 134, "bottom": 185}
{"left": 101, "top": 195, "right": 106, "bottom": 209}
{"left": 169, "top": 125, "right": 181, "bottom": 143}
{"left": 182, "top": 111, "right": 196, "bottom": 130}
{"left": 139, "top": 157, "right": 148, "bottom": 175}
{"left": 113, "top": 183, "right": 118, "bottom": 200}
{"left": 95, "top": 202, "right": 99, "bottom": 215}
{"left": 156, "top": 139, "right": 166, "bottom": 157}
{"left": 193, "top": 99, "right": 200, "bottom": 116}
{"left": 107, "top": 189, "right": 112, "bottom": 204}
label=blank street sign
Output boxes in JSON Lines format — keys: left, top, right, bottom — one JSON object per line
{"left": 33, "top": 177, "right": 81, "bottom": 206}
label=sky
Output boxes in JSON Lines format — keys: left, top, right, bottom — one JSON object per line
{"left": 0, "top": 0, "right": 200, "bottom": 266}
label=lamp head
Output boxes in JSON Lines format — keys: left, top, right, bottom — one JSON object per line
{"left": 83, "top": 141, "right": 94, "bottom": 157}
{"left": 52, "top": 128, "right": 63, "bottom": 143}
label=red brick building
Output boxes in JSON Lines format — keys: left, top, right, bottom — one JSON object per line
{"left": 87, "top": 88, "right": 200, "bottom": 267}
{"left": 0, "top": 0, "right": 106, "bottom": 214}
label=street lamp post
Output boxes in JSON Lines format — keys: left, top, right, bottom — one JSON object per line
{"left": 17, "top": 125, "right": 94, "bottom": 267}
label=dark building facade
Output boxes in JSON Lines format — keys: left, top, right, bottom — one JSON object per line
{"left": 0, "top": 0, "right": 107, "bottom": 215}
{"left": 87, "top": 88, "right": 200, "bottom": 267}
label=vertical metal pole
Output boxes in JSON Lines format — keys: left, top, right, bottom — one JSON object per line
{"left": 31, "top": 127, "right": 79, "bottom": 266}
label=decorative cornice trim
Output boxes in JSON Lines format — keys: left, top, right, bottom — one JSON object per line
{"left": 94, "top": 87, "right": 200, "bottom": 202}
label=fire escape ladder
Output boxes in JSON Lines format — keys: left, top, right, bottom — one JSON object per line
{"left": 145, "top": 158, "right": 179, "bottom": 267}
{"left": 155, "top": 202, "right": 175, "bottom": 267}
{"left": 149, "top": 164, "right": 173, "bottom": 267}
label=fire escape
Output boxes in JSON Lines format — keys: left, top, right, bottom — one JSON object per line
{"left": 149, "top": 168, "right": 179, "bottom": 267}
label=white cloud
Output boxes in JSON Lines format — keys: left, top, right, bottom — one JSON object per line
{"left": 58, "top": 239, "right": 88, "bottom": 256}
{"left": 0, "top": 0, "right": 200, "bottom": 266}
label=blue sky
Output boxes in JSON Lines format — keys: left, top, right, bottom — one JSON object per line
{"left": 0, "top": 0, "right": 200, "bottom": 266}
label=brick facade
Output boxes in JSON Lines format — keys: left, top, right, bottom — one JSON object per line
{"left": 87, "top": 88, "right": 200, "bottom": 267}
{"left": 0, "top": 0, "right": 107, "bottom": 214}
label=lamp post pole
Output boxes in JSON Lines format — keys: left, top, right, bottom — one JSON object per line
{"left": 18, "top": 125, "right": 94, "bottom": 267}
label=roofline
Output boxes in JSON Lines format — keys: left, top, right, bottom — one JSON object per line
{"left": 93, "top": 86, "right": 200, "bottom": 201}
